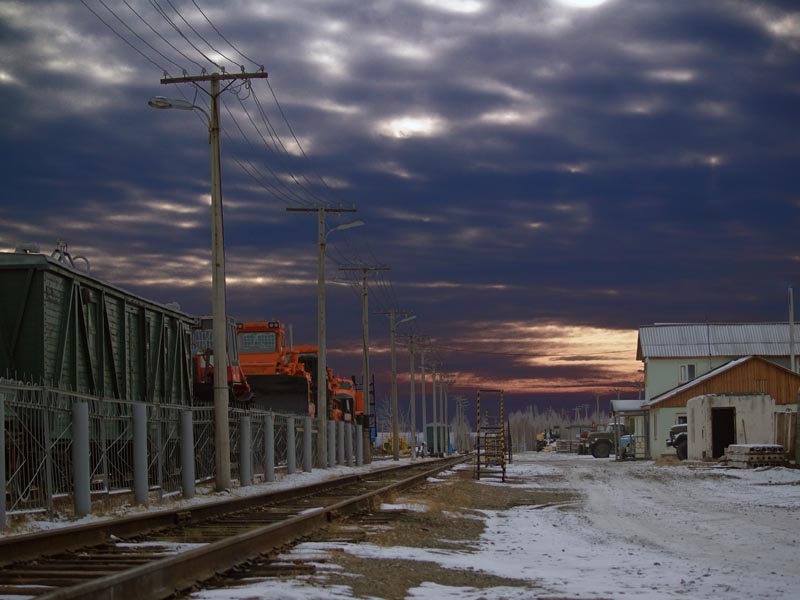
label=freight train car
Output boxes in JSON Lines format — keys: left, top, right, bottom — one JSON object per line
{"left": 0, "top": 248, "right": 194, "bottom": 404}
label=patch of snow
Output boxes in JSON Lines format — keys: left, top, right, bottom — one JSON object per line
{"left": 114, "top": 541, "right": 207, "bottom": 554}
{"left": 191, "top": 580, "right": 356, "bottom": 599}
{"left": 380, "top": 502, "right": 428, "bottom": 512}
{"left": 217, "top": 452, "right": 800, "bottom": 599}
{"left": 406, "top": 582, "right": 534, "bottom": 599}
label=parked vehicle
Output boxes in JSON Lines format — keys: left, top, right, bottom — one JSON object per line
{"left": 236, "top": 321, "right": 313, "bottom": 416}
{"left": 587, "top": 422, "right": 630, "bottom": 458}
{"left": 191, "top": 316, "right": 252, "bottom": 406}
{"left": 666, "top": 423, "right": 688, "bottom": 460}
{"left": 536, "top": 427, "right": 561, "bottom": 451}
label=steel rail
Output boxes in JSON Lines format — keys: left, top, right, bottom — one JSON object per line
{"left": 0, "top": 458, "right": 446, "bottom": 567}
{"left": 2, "top": 456, "right": 467, "bottom": 599}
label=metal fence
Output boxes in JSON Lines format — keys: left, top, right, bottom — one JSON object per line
{"left": 0, "top": 381, "right": 337, "bottom": 527}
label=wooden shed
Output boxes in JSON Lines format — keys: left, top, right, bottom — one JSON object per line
{"left": 648, "top": 356, "right": 799, "bottom": 457}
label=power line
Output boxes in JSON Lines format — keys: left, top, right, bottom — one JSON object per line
{"left": 148, "top": 0, "right": 221, "bottom": 71}
{"left": 120, "top": 0, "right": 202, "bottom": 72}
{"left": 221, "top": 100, "right": 313, "bottom": 207}
{"left": 163, "top": 0, "right": 240, "bottom": 70}
{"left": 80, "top": 0, "right": 170, "bottom": 74}
{"left": 190, "top": 0, "right": 263, "bottom": 69}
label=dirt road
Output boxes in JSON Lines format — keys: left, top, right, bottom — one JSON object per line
{"left": 191, "top": 453, "right": 800, "bottom": 599}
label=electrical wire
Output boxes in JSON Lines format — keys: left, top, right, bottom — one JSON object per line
{"left": 120, "top": 0, "right": 203, "bottom": 72}
{"left": 239, "top": 91, "right": 329, "bottom": 206}
{"left": 148, "top": 0, "right": 221, "bottom": 71}
{"left": 80, "top": 0, "right": 171, "bottom": 74}
{"left": 163, "top": 0, "right": 241, "bottom": 70}
{"left": 221, "top": 100, "right": 314, "bottom": 207}
{"left": 265, "top": 80, "right": 343, "bottom": 203}
{"left": 190, "top": 0, "right": 263, "bottom": 69}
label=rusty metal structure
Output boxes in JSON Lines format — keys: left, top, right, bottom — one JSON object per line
{"left": 475, "top": 388, "right": 505, "bottom": 482}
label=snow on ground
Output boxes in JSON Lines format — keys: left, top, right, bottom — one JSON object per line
{"left": 0, "top": 456, "right": 424, "bottom": 538}
{"left": 191, "top": 452, "right": 800, "bottom": 599}
{"left": 380, "top": 503, "right": 428, "bottom": 512}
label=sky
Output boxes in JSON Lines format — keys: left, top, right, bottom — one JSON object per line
{"left": 1, "top": 0, "right": 799, "bottom": 415}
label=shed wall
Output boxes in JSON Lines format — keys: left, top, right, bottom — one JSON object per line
{"left": 687, "top": 394, "right": 775, "bottom": 461}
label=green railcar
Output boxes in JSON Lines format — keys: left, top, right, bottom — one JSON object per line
{"left": 425, "top": 423, "right": 449, "bottom": 454}
{"left": 0, "top": 251, "right": 194, "bottom": 404}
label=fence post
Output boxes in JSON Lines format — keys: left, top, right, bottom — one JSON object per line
{"left": 100, "top": 398, "right": 110, "bottom": 511}
{"left": 337, "top": 420, "right": 345, "bottom": 465}
{"left": 303, "top": 416, "right": 313, "bottom": 473}
{"left": 42, "top": 390, "right": 54, "bottom": 516}
{"left": 240, "top": 415, "right": 252, "bottom": 486}
{"left": 72, "top": 401, "right": 91, "bottom": 517}
{"left": 181, "top": 410, "right": 195, "bottom": 499}
{"left": 327, "top": 420, "right": 336, "bottom": 468}
{"left": 0, "top": 395, "right": 5, "bottom": 528}
{"left": 155, "top": 404, "right": 163, "bottom": 501}
{"left": 265, "top": 413, "right": 275, "bottom": 482}
{"left": 286, "top": 416, "right": 296, "bottom": 474}
{"left": 356, "top": 424, "right": 363, "bottom": 466}
{"left": 346, "top": 422, "right": 354, "bottom": 466}
{"left": 133, "top": 403, "right": 148, "bottom": 505}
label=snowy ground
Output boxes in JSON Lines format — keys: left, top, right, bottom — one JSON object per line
{"left": 192, "top": 452, "right": 800, "bottom": 599}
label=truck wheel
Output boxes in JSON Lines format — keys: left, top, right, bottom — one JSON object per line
{"left": 676, "top": 439, "right": 688, "bottom": 461}
{"left": 592, "top": 441, "right": 611, "bottom": 458}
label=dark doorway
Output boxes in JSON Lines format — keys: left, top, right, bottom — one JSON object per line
{"left": 712, "top": 407, "right": 736, "bottom": 458}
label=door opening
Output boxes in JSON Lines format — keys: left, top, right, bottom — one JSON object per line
{"left": 711, "top": 407, "right": 736, "bottom": 458}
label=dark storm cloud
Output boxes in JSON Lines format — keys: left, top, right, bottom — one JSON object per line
{"left": 1, "top": 0, "right": 799, "bottom": 406}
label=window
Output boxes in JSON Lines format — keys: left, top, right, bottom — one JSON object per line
{"left": 677, "top": 414, "right": 687, "bottom": 424}
{"left": 237, "top": 332, "right": 277, "bottom": 354}
{"left": 679, "top": 363, "right": 696, "bottom": 383}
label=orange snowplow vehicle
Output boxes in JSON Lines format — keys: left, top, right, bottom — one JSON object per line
{"left": 294, "top": 346, "right": 361, "bottom": 423}
{"left": 236, "top": 321, "right": 313, "bottom": 416}
{"left": 329, "top": 371, "right": 357, "bottom": 423}
{"left": 191, "top": 316, "right": 252, "bottom": 406}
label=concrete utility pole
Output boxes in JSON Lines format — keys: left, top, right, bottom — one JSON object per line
{"left": 790, "top": 287, "right": 795, "bottom": 372}
{"left": 339, "top": 265, "right": 389, "bottom": 464}
{"left": 400, "top": 334, "right": 429, "bottom": 459}
{"left": 152, "top": 69, "right": 267, "bottom": 491}
{"left": 377, "top": 310, "right": 416, "bottom": 460}
{"left": 409, "top": 335, "right": 416, "bottom": 459}
{"left": 420, "top": 349, "right": 427, "bottom": 455}
{"left": 444, "top": 374, "right": 455, "bottom": 455}
{"left": 288, "top": 207, "right": 361, "bottom": 468}
{"left": 431, "top": 363, "right": 439, "bottom": 455}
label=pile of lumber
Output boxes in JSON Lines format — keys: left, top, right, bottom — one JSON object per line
{"left": 726, "top": 444, "right": 786, "bottom": 468}
{"left": 556, "top": 440, "right": 581, "bottom": 453}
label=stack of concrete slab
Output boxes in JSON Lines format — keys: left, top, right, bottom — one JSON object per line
{"left": 726, "top": 444, "right": 786, "bottom": 468}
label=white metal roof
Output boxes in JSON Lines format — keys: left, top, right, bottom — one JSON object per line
{"left": 611, "top": 399, "right": 647, "bottom": 412}
{"left": 637, "top": 323, "right": 800, "bottom": 359}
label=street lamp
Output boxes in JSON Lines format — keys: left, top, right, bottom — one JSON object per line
{"left": 148, "top": 92, "right": 230, "bottom": 490}
{"left": 318, "top": 217, "right": 364, "bottom": 467}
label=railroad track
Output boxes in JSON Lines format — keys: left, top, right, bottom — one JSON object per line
{"left": 0, "top": 455, "right": 468, "bottom": 600}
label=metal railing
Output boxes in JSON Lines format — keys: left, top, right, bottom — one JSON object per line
{"left": 0, "top": 381, "right": 340, "bottom": 527}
